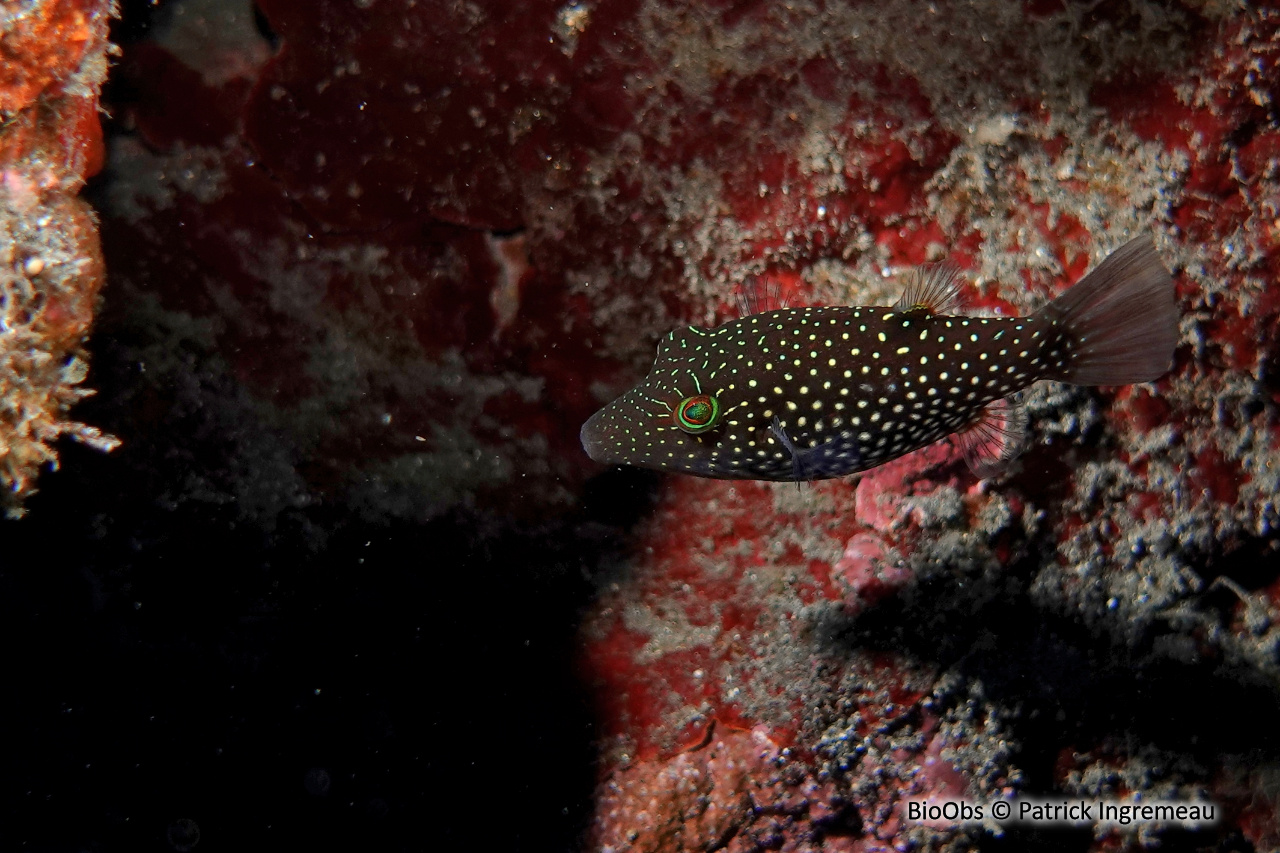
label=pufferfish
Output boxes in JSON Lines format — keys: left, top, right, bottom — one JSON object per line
{"left": 580, "top": 236, "right": 1178, "bottom": 481}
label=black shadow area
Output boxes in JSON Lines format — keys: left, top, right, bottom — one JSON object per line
{"left": 813, "top": 556, "right": 1280, "bottom": 853}
{"left": 0, "top": 416, "right": 631, "bottom": 853}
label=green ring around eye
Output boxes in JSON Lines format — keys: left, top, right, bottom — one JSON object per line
{"left": 676, "top": 394, "right": 722, "bottom": 434}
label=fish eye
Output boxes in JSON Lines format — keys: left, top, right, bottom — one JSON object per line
{"left": 675, "top": 394, "right": 722, "bottom": 435}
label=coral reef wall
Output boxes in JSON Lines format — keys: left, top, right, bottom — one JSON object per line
{"left": 558, "top": 3, "right": 1280, "bottom": 850}
{"left": 0, "top": 1, "right": 119, "bottom": 516}
{"left": 7, "top": 0, "right": 1280, "bottom": 850}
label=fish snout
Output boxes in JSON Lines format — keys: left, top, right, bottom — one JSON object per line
{"left": 580, "top": 408, "right": 614, "bottom": 464}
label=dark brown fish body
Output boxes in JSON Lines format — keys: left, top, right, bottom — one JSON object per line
{"left": 581, "top": 236, "right": 1177, "bottom": 481}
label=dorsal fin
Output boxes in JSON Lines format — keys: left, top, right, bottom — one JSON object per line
{"left": 734, "top": 276, "right": 791, "bottom": 318}
{"left": 954, "top": 395, "right": 1028, "bottom": 479}
{"left": 894, "top": 264, "right": 967, "bottom": 315}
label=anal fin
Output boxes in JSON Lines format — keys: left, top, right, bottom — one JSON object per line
{"left": 954, "top": 396, "right": 1028, "bottom": 479}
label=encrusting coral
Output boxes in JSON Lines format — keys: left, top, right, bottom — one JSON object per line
{"left": 0, "top": 0, "right": 119, "bottom": 516}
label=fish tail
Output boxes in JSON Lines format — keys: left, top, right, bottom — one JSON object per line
{"left": 1035, "top": 235, "right": 1178, "bottom": 385}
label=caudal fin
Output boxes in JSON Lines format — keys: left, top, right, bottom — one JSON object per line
{"left": 1036, "top": 235, "right": 1178, "bottom": 385}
